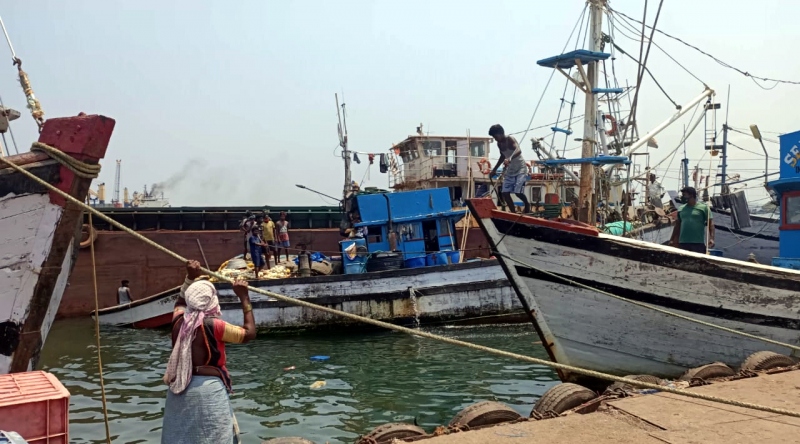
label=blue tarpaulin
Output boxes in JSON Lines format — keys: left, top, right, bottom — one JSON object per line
{"left": 293, "top": 252, "right": 329, "bottom": 265}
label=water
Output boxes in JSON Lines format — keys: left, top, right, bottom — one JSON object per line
{"left": 39, "top": 319, "right": 558, "bottom": 444}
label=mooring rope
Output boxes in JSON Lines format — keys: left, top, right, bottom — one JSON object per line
{"left": 8, "top": 142, "right": 800, "bottom": 419}
{"left": 492, "top": 249, "right": 800, "bottom": 354}
{"left": 29, "top": 142, "right": 101, "bottom": 178}
{"left": 88, "top": 212, "right": 112, "bottom": 443}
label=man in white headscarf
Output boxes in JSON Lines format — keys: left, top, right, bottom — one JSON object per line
{"left": 161, "top": 260, "right": 256, "bottom": 444}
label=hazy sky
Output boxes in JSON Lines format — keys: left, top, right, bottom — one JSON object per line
{"left": 2, "top": 1, "right": 798, "bottom": 207}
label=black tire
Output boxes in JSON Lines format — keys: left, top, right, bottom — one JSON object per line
{"left": 357, "top": 423, "right": 426, "bottom": 443}
{"left": 679, "top": 362, "right": 735, "bottom": 381}
{"left": 531, "top": 383, "right": 597, "bottom": 416}
{"left": 448, "top": 401, "right": 522, "bottom": 428}
{"left": 740, "top": 351, "right": 796, "bottom": 372}
{"left": 366, "top": 252, "right": 404, "bottom": 272}
{"left": 604, "top": 374, "right": 663, "bottom": 394}
{"left": 261, "top": 438, "right": 316, "bottom": 444}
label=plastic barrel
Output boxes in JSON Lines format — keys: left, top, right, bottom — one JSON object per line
{"left": 708, "top": 249, "right": 723, "bottom": 257}
{"left": 435, "top": 252, "right": 448, "bottom": 265}
{"left": 447, "top": 251, "right": 460, "bottom": 264}
{"left": 404, "top": 257, "right": 425, "bottom": 268}
{"left": 425, "top": 254, "right": 436, "bottom": 266}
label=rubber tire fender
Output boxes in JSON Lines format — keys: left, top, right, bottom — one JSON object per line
{"left": 357, "top": 423, "right": 427, "bottom": 443}
{"left": 531, "top": 383, "right": 597, "bottom": 416}
{"left": 679, "top": 362, "right": 735, "bottom": 381}
{"left": 448, "top": 400, "right": 522, "bottom": 428}
{"left": 739, "top": 351, "right": 796, "bottom": 372}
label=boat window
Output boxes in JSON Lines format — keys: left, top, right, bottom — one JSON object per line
{"left": 446, "top": 141, "right": 457, "bottom": 164}
{"left": 398, "top": 223, "right": 423, "bottom": 240}
{"left": 786, "top": 194, "right": 800, "bottom": 226}
{"left": 565, "top": 187, "right": 578, "bottom": 203}
{"left": 470, "top": 141, "right": 486, "bottom": 157}
{"left": 366, "top": 226, "right": 383, "bottom": 243}
{"left": 423, "top": 141, "right": 442, "bottom": 156}
{"left": 439, "top": 219, "right": 452, "bottom": 237}
{"left": 530, "top": 186, "right": 542, "bottom": 203}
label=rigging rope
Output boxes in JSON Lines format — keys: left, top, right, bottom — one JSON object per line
{"left": 608, "top": 6, "right": 800, "bottom": 89}
{"left": 89, "top": 212, "right": 112, "bottom": 444}
{"left": 28, "top": 142, "right": 101, "bottom": 178}
{"left": 6, "top": 142, "right": 800, "bottom": 420}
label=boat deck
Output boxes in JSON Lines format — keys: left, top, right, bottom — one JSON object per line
{"left": 424, "top": 370, "right": 800, "bottom": 443}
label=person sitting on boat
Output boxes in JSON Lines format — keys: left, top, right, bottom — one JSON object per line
{"left": 117, "top": 280, "right": 133, "bottom": 305}
{"left": 488, "top": 124, "right": 532, "bottom": 214}
{"left": 345, "top": 212, "right": 367, "bottom": 238}
{"left": 248, "top": 226, "right": 268, "bottom": 277}
{"left": 276, "top": 211, "right": 291, "bottom": 262}
{"left": 161, "top": 260, "right": 256, "bottom": 444}
{"left": 670, "top": 186, "right": 715, "bottom": 254}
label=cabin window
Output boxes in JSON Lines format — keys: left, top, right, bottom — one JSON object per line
{"left": 446, "top": 141, "right": 457, "bottom": 164}
{"left": 565, "top": 187, "right": 578, "bottom": 202}
{"left": 784, "top": 193, "right": 800, "bottom": 228}
{"left": 530, "top": 186, "right": 542, "bottom": 203}
{"left": 439, "top": 219, "right": 452, "bottom": 237}
{"left": 366, "top": 225, "right": 383, "bottom": 244}
{"left": 422, "top": 141, "right": 442, "bottom": 156}
{"left": 470, "top": 141, "right": 486, "bottom": 157}
{"left": 399, "top": 222, "right": 423, "bottom": 240}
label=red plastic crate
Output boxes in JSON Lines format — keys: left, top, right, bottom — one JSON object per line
{"left": 0, "top": 371, "right": 70, "bottom": 444}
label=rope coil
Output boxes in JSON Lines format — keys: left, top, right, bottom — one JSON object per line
{"left": 5, "top": 142, "right": 800, "bottom": 420}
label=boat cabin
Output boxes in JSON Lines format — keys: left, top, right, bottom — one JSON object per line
{"left": 386, "top": 130, "right": 580, "bottom": 207}
{"left": 339, "top": 188, "right": 465, "bottom": 274}
{"left": 767, "top": 129, "right": 800, "bottom": 270}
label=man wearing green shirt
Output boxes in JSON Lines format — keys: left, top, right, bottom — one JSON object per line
{"left": 670, "top": 187, "right": 715, "bottom": 254}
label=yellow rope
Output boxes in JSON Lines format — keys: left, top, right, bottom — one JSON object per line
{"left": 8, "top": 142, "right": 800, "bottom": 419}
{"left": 89, "top": 212, "right": 112, "bottom": 444}
{"left": 493, "top": 251, "right": 800, "bottom": 354}
{"left": 29, "top": 142, "right": 101, "bottom": 178}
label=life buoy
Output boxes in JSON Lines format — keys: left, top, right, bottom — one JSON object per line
{"left": 603, "top": 114, "right": 618, "bottom": 136}
{"left": 476, "top": 158, "right": 492, "bottom": 175}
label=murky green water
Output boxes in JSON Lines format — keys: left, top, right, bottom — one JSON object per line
{"left": 39, "top": 319, "right": 558, "bottom": 444}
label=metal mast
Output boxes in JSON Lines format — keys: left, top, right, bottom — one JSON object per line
{"left": 336, "top": 94, "right": 351, "bottom": 213}
{"left": 112, "top": 159, "right": 121, "bottom": 204}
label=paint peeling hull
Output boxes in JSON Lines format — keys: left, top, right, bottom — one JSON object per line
{"left": 92, "top": 260, "right": 524, "bottom": 330}
{"left": 469, "top": 202, "right": 800, "bottom": 381}
{"left": 0, "top": 114, "right": 114, "bottom": 374}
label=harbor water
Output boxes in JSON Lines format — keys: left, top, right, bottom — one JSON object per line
{"left": 39, "top": 319, "right": 558, "bottom": 444}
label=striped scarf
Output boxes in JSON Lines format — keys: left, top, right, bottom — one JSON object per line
{"left": 163, "top": 280, "right": 221, "bottom": 394}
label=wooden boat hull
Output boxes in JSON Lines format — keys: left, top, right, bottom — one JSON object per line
{"left": 0, "top": 115, "right": 114, "bottom": 374}
{"left": 92, "top": 259, "right": 524, "bottom": 329}
{"left": 468, "top": 198, "right": 800, "bottom": 381}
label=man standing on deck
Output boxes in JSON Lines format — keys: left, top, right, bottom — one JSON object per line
{"left": 240, "top": 211, "right": 256, "bottom": 257}
{"left": 261, "top": 213, "right": 276, "bottom": 269}
{"left": 489, "top": 124, "right": 531, "bottom": 214}
{"left": 670, "top": 186, "right": 715, "bottom": 253}
{"left": 249, "top": 226, "right": 268, "bottom": 277}
{"left": 117, "top": 280, "right": 133, "bottom": 305}
{"left": 276, "top": 211, "right": 291, "bottom": 263}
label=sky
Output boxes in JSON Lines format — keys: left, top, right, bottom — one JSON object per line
{"left": 1, "top": 0, "right": 798, "bottom": 208}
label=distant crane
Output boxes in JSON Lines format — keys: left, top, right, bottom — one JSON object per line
{"left": 112, "top": 159, "right": 121, "bottom": 205}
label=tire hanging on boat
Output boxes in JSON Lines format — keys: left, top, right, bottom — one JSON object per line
{"left": 79, "top": 223, "right": 97, "bottom": 249}
{"left": 679, "top": 362, "right": 735, "bottom": 381}
{"left": 531, "top": 383, "right": 597, "bottom": 417}
{"left": 366, "top": 252, "right": 404, "bottom": 272}
{"left": 739, "top": 351, "right": 796, "bottom": 372}
{"left": 603, "top": 374, "right": 664, "bottom": 394}
{"left": 448, "top": 401, "right": 522, "bottom": 429}
{"left": 357, "top": 423, "right": 427, "bottom": 444}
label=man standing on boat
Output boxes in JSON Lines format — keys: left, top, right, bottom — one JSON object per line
{"left": 261, "top": 213, "right": 276, "bottom": 269}
{"left": 239, "top": 211, "right": 256, "bottom": 257}
{"left": 670, "top": 186, "right": 715, "bottom": 254}
{"left": 488, "top": 124, "right": 531, "bottom": 214}
{"left": 276, "top": 211, "right": 291, "bottom": 263}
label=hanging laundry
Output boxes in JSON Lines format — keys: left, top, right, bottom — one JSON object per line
{"left": 368, "top": 154, "right": 375, "bottom": 165}
{"left": 353, "top": 152, "right": 361, "bottom": 164}
{"left": 379, "top": 154, "right": 388, "bottom": 173}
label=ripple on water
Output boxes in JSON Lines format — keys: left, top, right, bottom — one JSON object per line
{"left": 39, "top": 319, "right": 558, "bottom": 444}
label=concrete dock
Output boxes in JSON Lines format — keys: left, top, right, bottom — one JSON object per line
{"left": 424, "top": 370, "right": 800, "bottom": 443}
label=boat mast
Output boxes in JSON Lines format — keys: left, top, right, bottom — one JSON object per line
{"left": 578, "top": 0, "right": 604, "bottom": 224}
{"left": 336, "top": 93, "right": 352, "bottom": 213}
